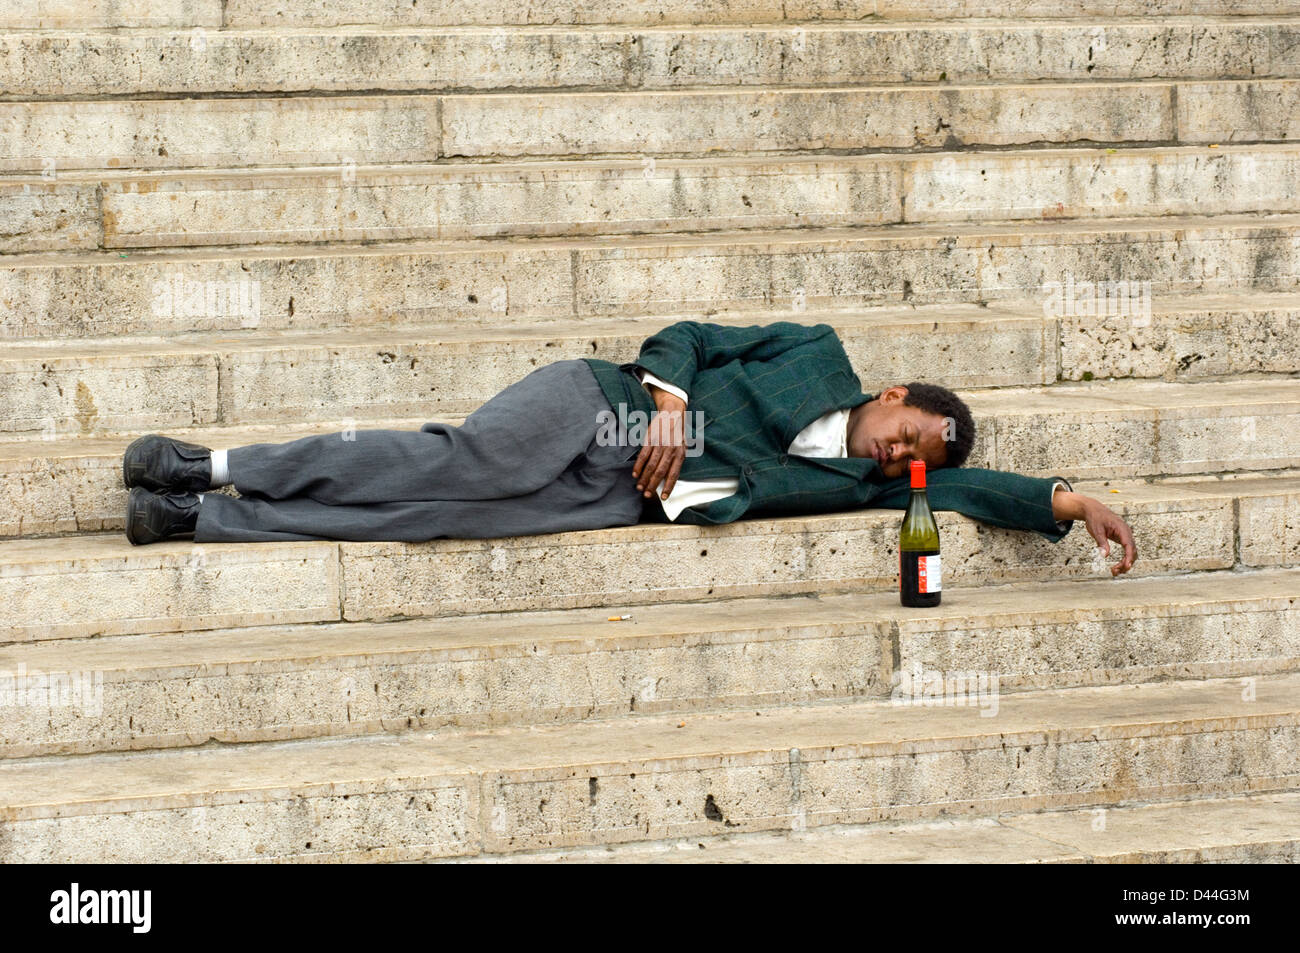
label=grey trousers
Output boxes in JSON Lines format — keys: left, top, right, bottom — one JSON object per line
{"left": 193, "top": 359, "right": 647, "bottom": 543}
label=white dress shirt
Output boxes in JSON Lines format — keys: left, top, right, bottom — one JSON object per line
{"left": 633, "top": 366, "right": 1072, "bottom": 529}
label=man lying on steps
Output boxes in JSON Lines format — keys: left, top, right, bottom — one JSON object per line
{"left": 121, "top": 319, "right": 1138, "bottom": 576}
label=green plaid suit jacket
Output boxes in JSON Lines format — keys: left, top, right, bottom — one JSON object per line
{"left": 582, "top": 320, "right": 1074, "bottom": 541}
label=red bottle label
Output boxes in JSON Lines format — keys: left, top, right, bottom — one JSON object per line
{"left": 916, "top": 554, "right": 941, "bottom": 593}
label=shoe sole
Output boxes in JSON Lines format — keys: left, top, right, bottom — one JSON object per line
{"left": 122, "top": 435, "right": 153, "bottom": 490}
{"left": 124, "top": 486, "right": 148, "bottom": 545}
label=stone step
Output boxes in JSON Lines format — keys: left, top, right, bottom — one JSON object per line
{"left": 2, "top": 568, "right": 1296, "bottom": 759}
{"left": 5, "top": 20, "right": 1299, "bottom": 98}
{"left": 0, "top": 672, "right": 1295, "bottom": 861}
{"left": 6, "top": 1, "right": 1290, "bottom": 31}
{"left": 2, "top": 80, "right": 1295, "bottom": 173}
{"left": 4, "top": 214, "right": 1299, "bottom": 340}
{"left": 1059, "top": 290, "right": 1300, "bottom": 383}
{"left": 0, "top": 305, "right": 1055, "bottom": 435}
{"left": 961, "top": 377, "right": 1300, "bottom": 480}
{"left": 438, "top": 80, "right": 1297, "bottom": 158}
{"left": 3, "top": 470, "right": 1295, "bottom": 642}
{"left": 1, "top": 304, "right": 1296, "bottom": 460}
{"left": 4, "top": 287, "right": 1295, "bottom": 414}
{"left": 6, "top": 145, "right": 1299, "bottom": 254}
{"left": 1, "top": 1, "right": 220, "bottom": 30}
{"left": 3, "top": 367, "right": 1299, "bottom": 539}
{"left": 0, "top": 306, "right": 1054, "bottom": 438}
{"left": 462, "top": 792, "right": 1300, "bottom": 863}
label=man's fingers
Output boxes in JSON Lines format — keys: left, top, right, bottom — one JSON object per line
{"left": 1117, "top": 522, "right": 1138, "bottom": 573}
{"left": 641, "top": 446, "right": 667, "bottom": 497}
{"left": 649, "top": 444, "right": 679, "bottom": 498}
{"left": 1080, "top": 502, "right": 1138, "bottom": 577}
{"left": 646, "top": 456, "right": 667, "bottom": 498}
{"left": 632, "top": 444, "right": 650, "bottom": 486}
{"left": 1091, "top": 523, "right": 1110, "bottom": 557}
{"left": 662, "top": 449, "right": 685, "bottom": 499}
{"left": 633, "top": 440, "right": 662, "bottom": 480}
{"left": 1112, "top": 534, "right": 1128, "bottom": 574}
{"left": 1103, "top": 520, "right": 1137, "bottom": 576}
{"left": 1088, "top": 515, "right": 1122, "bottom": 575}
{"left": 636, "top": 412, "right": 688, "bottom": 499}
{"left": 635, "top": 445, "right": 656, "bottom": 492}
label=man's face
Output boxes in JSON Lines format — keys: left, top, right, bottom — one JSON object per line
{"left": 846, "top": 386, "right": 951, "bottom": 480}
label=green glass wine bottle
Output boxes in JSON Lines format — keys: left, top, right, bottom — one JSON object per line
{"left": 899, "top": 460, "right": 941, "bottom": 607}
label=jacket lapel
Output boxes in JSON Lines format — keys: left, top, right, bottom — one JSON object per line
{"left": 781, "top": 379, "right": 875, "bottom": 459}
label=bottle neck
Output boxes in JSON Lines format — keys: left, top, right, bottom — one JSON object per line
{"left": 909, "top": 459, "right": 927, "bottom": 491}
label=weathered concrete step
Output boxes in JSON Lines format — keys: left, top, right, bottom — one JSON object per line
{"left": 1, "top": 1, "right": 219, "bottom": 29}
{"left": 436, "top": 80, "right": 1297, "bottom": 159}
{"left": 3, "top": 471, "right": 1295, "bottom": 642}
{"left": 2, "top": 569, "right": 1296, "bottom": 759}
{"left": 6, "top": 1, "right": 1290, "bottom": 30}
{"left": 1, "top": 673, "right": 1296, "bottom": 861}
{"left": 467, "top": 792, "right": 1300, "bottom": 863}
{"left": 962, "top": 377, "right": 1300, "bottom": 480}
{"left": 2, "top": 305, "right": 1296, "bottom": 469}
{"left": 317, "top": 472, "right": 1300, "bottom": 626}
{"left": 6, "top": 21, "right": 1299, "bottom": 98}
{"left": 5, "top": 213, "right": 1300, "bottom": 340}
{"left": 1059, "top": 289, "right": 1300, "bottom": 383}
{"left": 0, "top": 285, "right": 1290, "bottom": 452}
{"left": 224, "top": 2, "right": 1300, "bottom": 28}
{"left": 3, "top": 367, "right": 1300, "bottom": 540}
{"left": 0, "top": 304, "right": 1058, "bottom": 436}
{"left": 8, "top": 145, "right": 1299, "bottom": 253}
{"left": 1, "top": 80, "right": 1295, "bottom": 173}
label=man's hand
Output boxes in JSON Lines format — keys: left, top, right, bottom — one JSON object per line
{"left": 632, "top": 386, "right": 688, "bottom": 501}
{"left": 1052, "top": 489, "right": 1138, "bottom": 576}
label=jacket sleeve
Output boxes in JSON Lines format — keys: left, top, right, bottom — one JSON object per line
{"left": 865, "top": 467, "right": 1076, "bottom": 542}
{"left": 631, "top": 320, "right": 839, "bottom": 395}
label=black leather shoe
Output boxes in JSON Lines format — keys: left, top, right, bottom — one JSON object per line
{"left": 125, "top": 487, "right": 202, "bottom": 545}
{"left": 123, "top": 434, "right": 212, "bottom": 493}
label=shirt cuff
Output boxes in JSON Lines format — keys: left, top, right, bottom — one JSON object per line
{"left": 1051, "top": 478, "right": 1074, "bottom": 535}
{"left": 635, "top": 367, "right": 689, "bottom": 405}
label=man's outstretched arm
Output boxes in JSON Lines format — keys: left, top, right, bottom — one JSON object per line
{"left": 869, "top": 467, "right": 1138, "bottom": 576}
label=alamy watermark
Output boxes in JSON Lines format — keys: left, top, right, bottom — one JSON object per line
{"left": 151, "top": 271, "right": 262, "bottom": 327}
{"left": 0, "top": 664, "right": 103, "bottom": 717}
{"left": 50, "top": 884, "right": 150, "bottom": 933}
{"left": 1042, "top": 274, "right": 1152, "bottom": 326}
{"left": 890, "top": 661, "right": 1000, "bottom": 717}
{"left": 595, "top": 403, "right": 706, "bottom": 457}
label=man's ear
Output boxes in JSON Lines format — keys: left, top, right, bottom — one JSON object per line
{"left": 878, "top": 385, "right": 909, "bottom": 404}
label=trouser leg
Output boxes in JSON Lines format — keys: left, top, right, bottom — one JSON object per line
{"left": 195, "top": 436, "right": 645, "bottom": 543}
{"left": 224, "top": 359, "right": 614, "bottom": 505}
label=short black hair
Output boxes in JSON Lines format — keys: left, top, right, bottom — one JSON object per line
{"left": 900, "top": 381, "right": 976, "bottom": 469}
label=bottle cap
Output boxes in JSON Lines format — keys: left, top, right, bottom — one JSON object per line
{"left": 910, "top": 459, "right": 927, "bottom": 489}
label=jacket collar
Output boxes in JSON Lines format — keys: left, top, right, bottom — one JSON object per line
{"left": 783, "top": 384, "right": 881, "bottom": 480}
{"left": 783, "top": 379, "right": 876, "bottom": 450}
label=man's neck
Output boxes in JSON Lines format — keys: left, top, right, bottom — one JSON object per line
{"left": 845, "top": 401, "right": 868, "bottom": 458}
